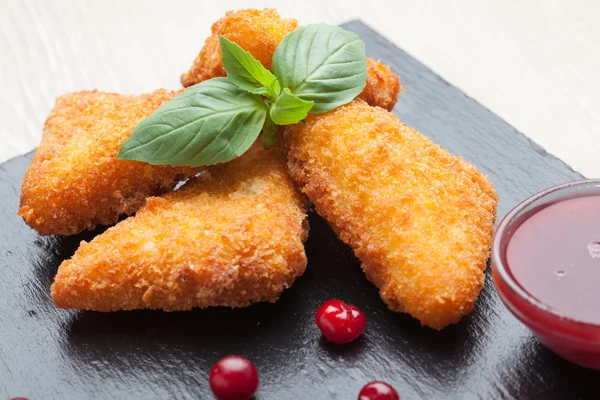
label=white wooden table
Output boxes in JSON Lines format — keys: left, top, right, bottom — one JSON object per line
{"left": 2, "top": 0, "right": 599, "bottom": 177}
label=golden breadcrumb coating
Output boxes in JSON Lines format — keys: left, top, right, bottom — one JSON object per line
{"left": 284, "top": 100, "right": 498, "bottom": 329}
{"left": 51, "top": 144, "right": 308, "bottom": 311}
{"left": 180, "top": 9, "right": 297, "bottom": 86}
{"left": 180, "top": 8, "right": 402, "bottom": 111}
{"left": 19, "top": 90, "right": 199, "bottom": 236}
{"left": 364, "top": 58, "right": 402, "bottom": 111}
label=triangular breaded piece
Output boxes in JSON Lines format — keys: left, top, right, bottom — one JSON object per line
{"left": 51, "top": 144, "right": 308, "bottom": 311}
{"left": 19, "top": 90, "right": 198, "bottom": 236}
{"left": 285, "top": 99, "right": 498, "bottom": 329}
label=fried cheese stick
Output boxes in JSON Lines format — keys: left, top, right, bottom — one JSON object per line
{"left": 284, "top": 100, "right": 498, "bottom": 329}
{"left": 19, "top": 90, "right": 199, "bottom": 236}
{"left": 181, "top": 8, "right": 402, "bottom": 111}
{"left": 51, "top": 144, "right": 308, "bottom": 310}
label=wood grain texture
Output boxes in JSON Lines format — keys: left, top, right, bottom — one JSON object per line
{"left": 2, "top": 0, "right": 600, "bottom": 177}
{"left": 1, "top": 22, "right": 599, "bottom": 400}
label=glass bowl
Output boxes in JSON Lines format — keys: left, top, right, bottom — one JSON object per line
{"left": 492, "top": 179, "right": 600, "bottom": 369}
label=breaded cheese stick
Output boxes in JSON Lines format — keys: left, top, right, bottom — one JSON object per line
{"left": 18, "top": 90, "right": 198, "bottom": 236}
{"left": 181, "top": 8, "right": 402, "bottom": 111}
{"left": 284, "top": 100, "right": 498, "bottom": 329}
{"left": 51, "top": 143, "right": 308, "bottom": 311}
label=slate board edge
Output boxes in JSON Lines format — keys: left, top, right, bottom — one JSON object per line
{"left": 342, "top": 20, "right": 583, "bottom": 180}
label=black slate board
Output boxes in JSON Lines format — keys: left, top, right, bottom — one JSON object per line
{"left": 1, "top": 21, "right": 598, "bottom": 400}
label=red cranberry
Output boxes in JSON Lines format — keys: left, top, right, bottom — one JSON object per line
{"left": 358, "top": 381, "right": 400, "bottom": 400}
{"left": 315, "top": 299, "right": 366, "bottom": 344}
{"left": 209, "top": 355, "right": 259, "bottom": 400}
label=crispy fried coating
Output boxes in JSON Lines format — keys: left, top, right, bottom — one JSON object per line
{"left": 19, "top": 90, "right": 198, "bottom": 236}
{"left": 364, "top": 58, "right": 402, "bottom": 111}
{"left": 51, "top": 144, "right": 308, "bottom": 311}
{"left": 181, "top": 9, "right": 297, "bottom": 86}
{"left": 284, "top": 100, "right": 498, "bottom": 329}
{"left": 181, "top": 8, "right": 402, "bottom": 111}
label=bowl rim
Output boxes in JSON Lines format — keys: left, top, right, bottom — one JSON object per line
{"left": 492, "top": 178, "right": 600, "bottom": 337}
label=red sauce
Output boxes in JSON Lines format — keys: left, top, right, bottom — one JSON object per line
{"left": 507, "top": 196, "right": 600, "bottom": 324}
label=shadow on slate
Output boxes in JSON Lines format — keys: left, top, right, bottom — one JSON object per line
{"left": 0, "top": 20, "right": 598, "bottom": 400}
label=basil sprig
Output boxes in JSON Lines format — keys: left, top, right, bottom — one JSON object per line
{"left": 270, "top": 88, "right": 314, "bottom": 125}
{"left": 272, "top": 24, "right": 367, "bottom": 113}
{"left": 118, "top": 78, "right": 267, "bottom": 166}
{"left": 219, "top": 36, "right": 281, "bottom": 99}
{"left": 119, "top": 24, "right": 367, "bottom": 167}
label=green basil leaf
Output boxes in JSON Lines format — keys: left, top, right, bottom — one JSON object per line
{"left": 269, "top": 88, "right": 314, "bottom": 125}
{"left": 272, "top": 24, "right": 367, "bottom": 114}
{"left": 261, "top": 114, "right": 279, "bottom": 149}
{"left": 220, "top": 36, "right": 281, "bottom": 99}
{"left": 118, "top": 78, "right": 267, "bottom": 167}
